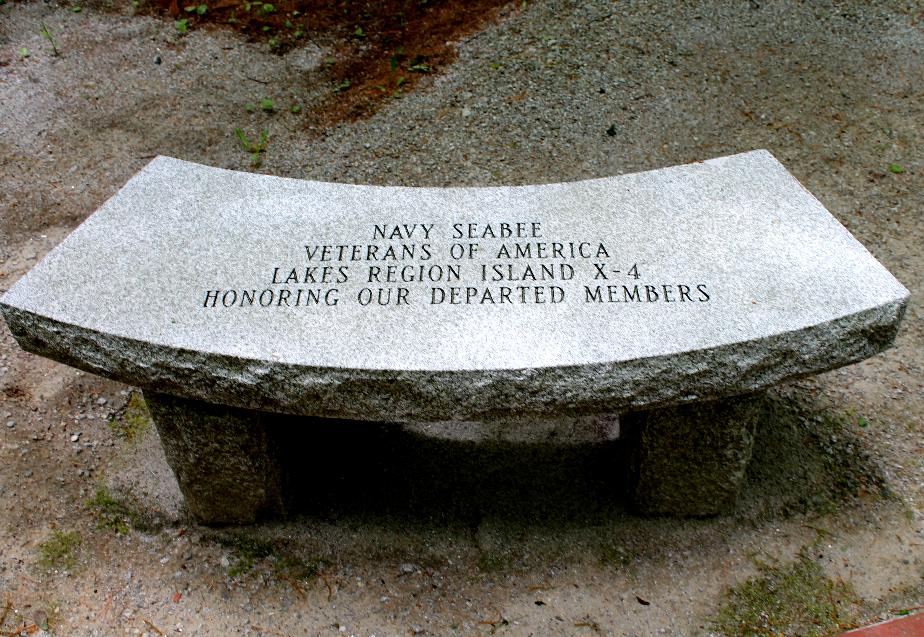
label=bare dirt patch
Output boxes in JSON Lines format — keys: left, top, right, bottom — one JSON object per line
{"left": 137, "top": 0, "right": 512, "bottom": 125}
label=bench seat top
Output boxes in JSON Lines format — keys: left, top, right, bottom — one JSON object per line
{"left": 0, "top": 151, "right": 908, "bottom": 421}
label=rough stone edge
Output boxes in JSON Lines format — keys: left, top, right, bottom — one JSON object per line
{"left": 0, "top": 296, "right": 908, "bottom": 422}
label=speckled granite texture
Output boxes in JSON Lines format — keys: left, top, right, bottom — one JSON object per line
{"left": 625, "top": 393, "right": 765, "bottom": 516}
{"left": 0, "top": 151, "right": 909, "bottom": 421}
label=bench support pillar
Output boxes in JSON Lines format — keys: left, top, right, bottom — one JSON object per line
{"left": 625, "top": 393, "right": 763, "bottom": 517}
{"left": 143, "top": 390, "right": 764, "bottom": 523}
{"left": 143, "top": 392, "right": 288, "bottom": 524}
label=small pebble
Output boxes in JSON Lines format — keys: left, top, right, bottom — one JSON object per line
{"left": 5, "top": 420, "right": 14, "bottom": 428}
{"left": 97, "top": 397, "right": 108, "bottom": 406}
{"left": 71, "top": 432, "right": 81, "bottom": 442}
{"left": 32, "top": 609, "right": 48, "bottom": 628}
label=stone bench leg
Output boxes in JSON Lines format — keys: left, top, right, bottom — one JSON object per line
{"left": 625, "top": 393, "right": 764, "bottom": 517}
{"left": 143, "top": 392, "right": 288, "bottom": 525}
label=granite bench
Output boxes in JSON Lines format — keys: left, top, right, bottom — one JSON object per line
{"left": 0, "top": 150, "right": 909, "bottom": 524}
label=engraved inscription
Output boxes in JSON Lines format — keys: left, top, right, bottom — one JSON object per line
{"left": 200, "top": 220, "right": 711, "bottom": 309}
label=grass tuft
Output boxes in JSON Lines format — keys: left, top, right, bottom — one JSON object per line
{"left": 711, "top": 549, "right": 860, "bottom": 636}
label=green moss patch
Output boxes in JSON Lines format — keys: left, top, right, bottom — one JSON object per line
{"left": 37, "top": 530, "right": 82, "bottom": 570}
{"left": 87, "top": 488, "right": 143, "bottom": 534}
{"left": 711, "top": 549, "right": 860, "bottom": 636}
{"left": 206, "top": 531, "right": 325, "bottom": 580}
{"left": 106, "top": 392, "right": 151, "bottom": 443}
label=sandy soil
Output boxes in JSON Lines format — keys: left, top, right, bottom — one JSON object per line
{"left": 0, "top": 1, "right": 922, "bottom": 635}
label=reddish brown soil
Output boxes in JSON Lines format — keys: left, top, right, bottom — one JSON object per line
{"left": 141, "top": 0, "right": 512, "bottom": 124}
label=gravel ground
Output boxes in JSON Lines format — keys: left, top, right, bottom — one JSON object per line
{"left": 0, "top": 1, "right": 922, "bottom": 635}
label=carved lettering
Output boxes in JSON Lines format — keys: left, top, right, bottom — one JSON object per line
{"left": 204, "top": 221, "right": 712, "bottom": 311}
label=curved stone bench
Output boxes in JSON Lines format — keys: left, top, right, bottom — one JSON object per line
{"left": 0, "top": 150, "right": 908, "bottom": 523}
